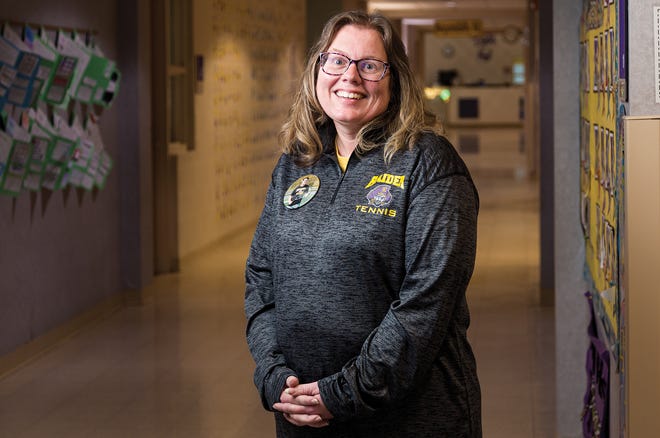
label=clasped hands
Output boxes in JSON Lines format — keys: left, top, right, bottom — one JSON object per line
{"left": 273, "top": 376, "right": 334, "bottom": 428}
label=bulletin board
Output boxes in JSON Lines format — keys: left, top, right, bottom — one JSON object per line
{"left": 579, "top": 0, "right": 627, "bottom": 359}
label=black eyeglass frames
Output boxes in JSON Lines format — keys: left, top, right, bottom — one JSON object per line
{"left": 319, "top": 52, "right": 390, "bottom": 82}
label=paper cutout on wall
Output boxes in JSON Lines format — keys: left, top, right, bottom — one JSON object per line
{"left": 0, "top": 27, "right": 41, "bottom": 110}
{"left": 56, "top": 31, "right": 120, "bottom": 109}
{"left": 23, "top": 26, "right": 78, "bottom": 106}
{"left": 0, "top": 22, "right": 120, "bottom": 197}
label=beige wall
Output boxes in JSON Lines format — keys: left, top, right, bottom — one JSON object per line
{"left": 179, "top": 0, "right": 306, "bottom": 258}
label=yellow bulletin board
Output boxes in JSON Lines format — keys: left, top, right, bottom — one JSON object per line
{"left": 579, "top": 0, "right": 627, "bottom": 355}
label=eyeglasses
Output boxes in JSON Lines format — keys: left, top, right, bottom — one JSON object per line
{"left": 319, "top": 52, "right": 390, "bottom": 82}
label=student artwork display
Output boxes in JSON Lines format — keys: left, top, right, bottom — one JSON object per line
{"left": 0, "top": 21, "right": 119, "bottom": 197}
{"left": 579, "top": 0, "right": 625, "bottom": 356}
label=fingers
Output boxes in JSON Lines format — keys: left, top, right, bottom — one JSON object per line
{"left": 278, "top": 375, "right": 300, "bottom": 405}
{"left": 284, "top": 382, "right": 319, "bottom": 397}
{"left": 283, "top": 412, "right": 329, "bottom": 428}
{"left": 279, "top": 393, "right": 320, "bottom": 406}
{"left": 273, "top": 399, "right": 319, "bottom": 414}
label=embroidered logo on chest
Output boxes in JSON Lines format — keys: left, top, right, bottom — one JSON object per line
{"left": 364, "top": 173, "right": 405, "bottom": 189}
{"left": 366, "top": 185, "right": 393, "bottom": 207}
{"left": 355, "top": 173, "right": 406, "bottom": 218}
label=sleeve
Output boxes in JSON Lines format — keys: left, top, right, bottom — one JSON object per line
{"left": 244, "top": 175, "right": 296, "bottom": 411}
{"left": 318, "top": 174, "right": 478, "bottom": 420}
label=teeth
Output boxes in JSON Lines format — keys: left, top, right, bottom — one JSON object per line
{"left": 336, "top": 90, "right": 364, "bottom": 100}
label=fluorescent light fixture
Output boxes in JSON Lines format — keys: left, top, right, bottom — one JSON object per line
{"left": 369, "top": 2, "right": 460, "bottom": 11}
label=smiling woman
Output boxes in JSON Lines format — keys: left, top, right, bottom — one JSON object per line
{"left": 315, "top": 25, "right": 392, "bottom": 153}
{"left": 245, "top": 10, "right": 482, "bottom": 438}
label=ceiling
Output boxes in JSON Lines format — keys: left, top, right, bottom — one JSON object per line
{"left": 367, "top": 0, "right": 530, "bottom": 20}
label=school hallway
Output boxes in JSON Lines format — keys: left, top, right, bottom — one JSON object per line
{"left": 0, "top": 128, "right": 554, "bottom": 437}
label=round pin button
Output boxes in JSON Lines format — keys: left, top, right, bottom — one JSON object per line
{"left": 283, "top": 174, "right": 320, "bottom": 209}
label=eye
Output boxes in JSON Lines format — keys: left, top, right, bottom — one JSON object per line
{"left": 361, "top": 61, "right": 377, "bottom": 72}
{"left": 328, "top": 54, "right": 348, "bottom": 66}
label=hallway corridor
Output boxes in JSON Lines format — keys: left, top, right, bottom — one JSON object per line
{"left": 0, "top": 129, "right": 555, "bottom": 437}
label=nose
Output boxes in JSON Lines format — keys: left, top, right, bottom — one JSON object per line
{"left": 342, "top": 61, "right": 362, "bottom": 82}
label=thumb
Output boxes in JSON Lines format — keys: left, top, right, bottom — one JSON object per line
{"left": 286, "top": 375, "right": 299, "bottom": 388}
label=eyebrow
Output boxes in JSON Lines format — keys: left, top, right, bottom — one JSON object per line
{"left": 326, "top": 49, "right": 386, "bottom": 60}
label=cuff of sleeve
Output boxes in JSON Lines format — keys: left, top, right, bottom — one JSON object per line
{"left": 265, "top": 368, "right": 296, "bottom": 410}
{"left": 318, "top": 373, "right": 356, "bottom": 421}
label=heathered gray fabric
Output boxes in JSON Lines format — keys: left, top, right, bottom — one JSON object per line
{"left": 245, "top": 130, "right": 481, "bottom": 438}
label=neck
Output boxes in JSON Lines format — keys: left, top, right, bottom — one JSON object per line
{"left": 334, "top": 130, "right": 358, "bottom": 157}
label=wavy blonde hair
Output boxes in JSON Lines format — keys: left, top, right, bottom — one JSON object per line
{"left": 279, "top": 10, "right": 439, "bottom": 167}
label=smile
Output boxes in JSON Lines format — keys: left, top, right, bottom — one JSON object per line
{"left": 335, "top": 90, "right": 365, "bottom": 100}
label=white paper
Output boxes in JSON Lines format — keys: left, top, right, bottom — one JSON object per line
{"left": 56, "top": 32, "right": 90, "bottom": 96}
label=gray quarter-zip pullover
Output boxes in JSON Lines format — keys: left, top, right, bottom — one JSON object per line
{"left": 245, "top": 130, "right": 481, "bottom": 437}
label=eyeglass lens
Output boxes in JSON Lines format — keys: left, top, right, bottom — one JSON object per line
{"left": 320, "top": 53, "right": 387, "bottom": 81}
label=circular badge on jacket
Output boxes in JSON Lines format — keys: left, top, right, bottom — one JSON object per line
{"left": 283, "top": 174, "right": 320, "bottom": 209}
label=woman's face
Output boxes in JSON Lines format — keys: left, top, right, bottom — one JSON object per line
{"left": 316, "top": 25, "right": 391, "bottom": 133}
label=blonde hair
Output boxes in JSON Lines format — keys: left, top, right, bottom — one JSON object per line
{"left": 279, "top": 10, "right": 438, "bottom": 167}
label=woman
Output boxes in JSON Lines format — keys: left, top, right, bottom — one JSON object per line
{"left": 245, "top": 10, "right": 481, "bottom": 437}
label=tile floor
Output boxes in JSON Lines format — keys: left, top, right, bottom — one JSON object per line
{"left": 0, "top": 128, "right": 555, "bottom": 437}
